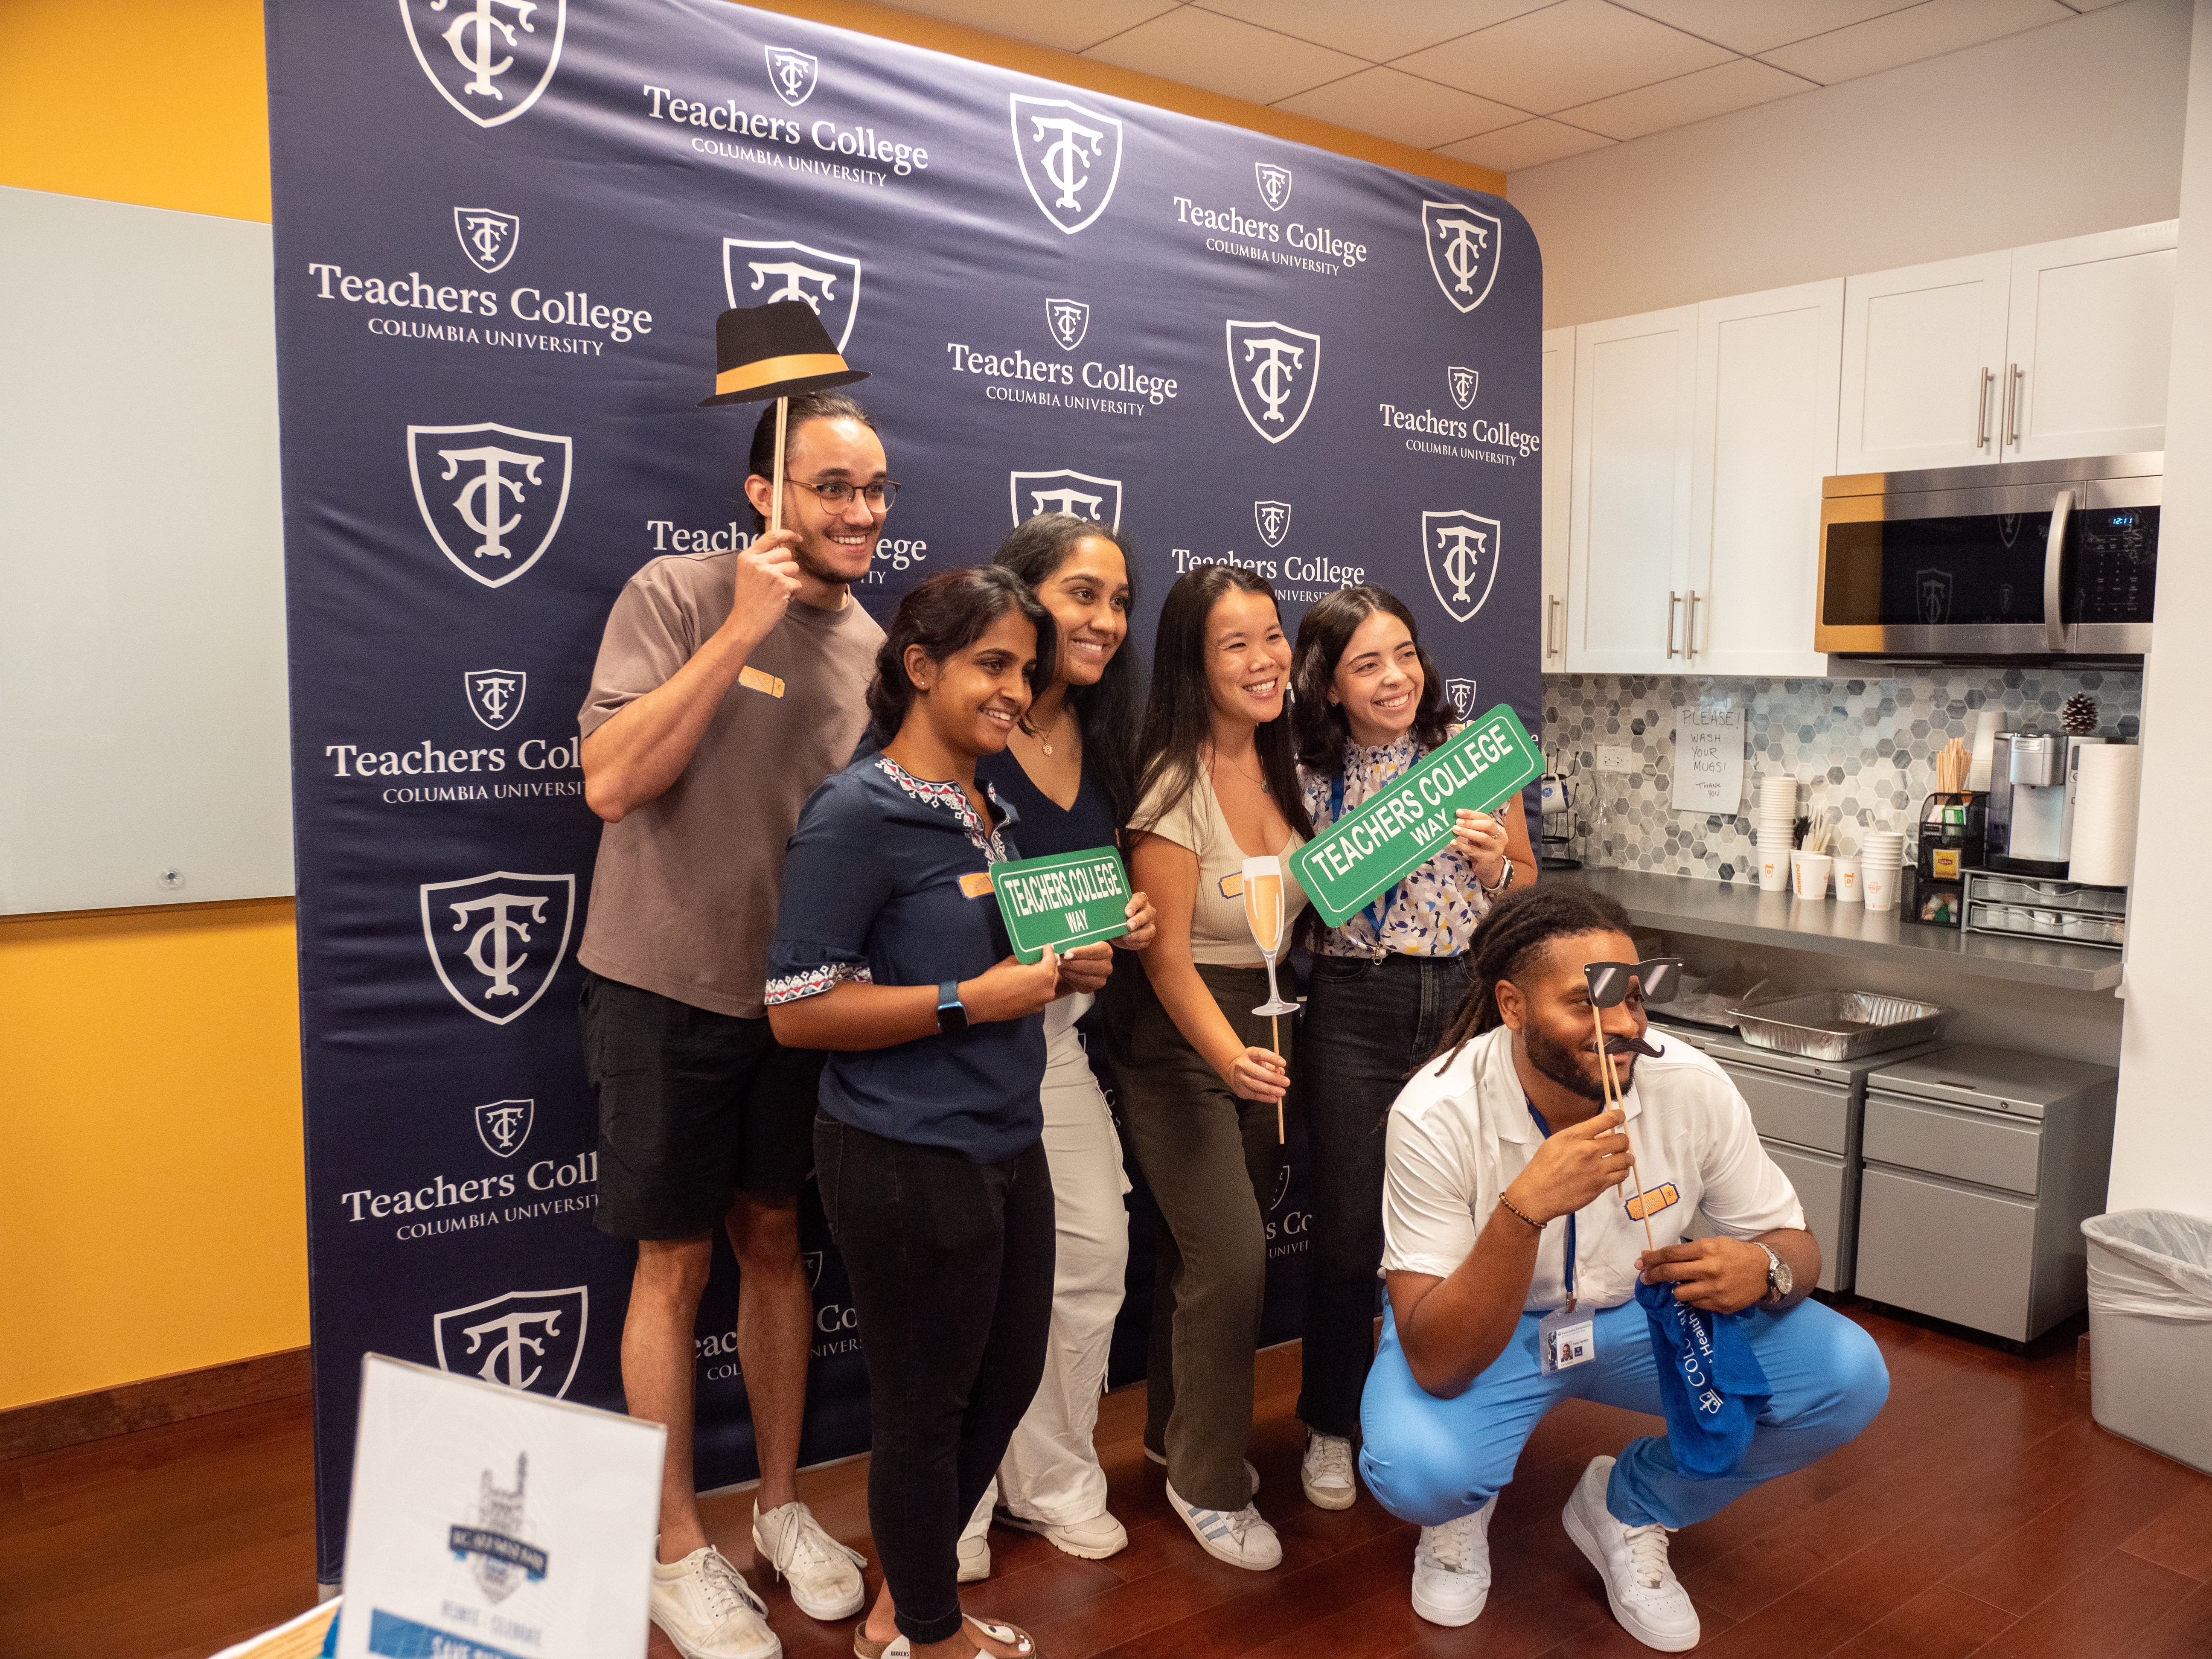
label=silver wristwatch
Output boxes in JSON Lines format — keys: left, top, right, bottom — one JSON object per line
{"left": 1757, "top": 1242, "right": 1793, "bottom": 1304}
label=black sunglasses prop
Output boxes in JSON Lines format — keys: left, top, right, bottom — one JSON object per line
{"left": 1581, "top": 957, "right": 1685, "bottom": 1008}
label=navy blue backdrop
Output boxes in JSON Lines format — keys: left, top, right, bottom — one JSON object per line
{"left": 265, "top": 0, "right": 1540, "bottom": 1580}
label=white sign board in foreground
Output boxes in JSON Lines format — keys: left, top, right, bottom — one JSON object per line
{"left": 1671, "top": 695, "right": 1747, "bottom": 815}
{"left": 338, "top": 1354, "right": 664, "bottom": 1659}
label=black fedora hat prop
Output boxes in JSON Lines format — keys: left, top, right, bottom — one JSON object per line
{"left": 699, "top": 300, "right": 870, "bottom": 535}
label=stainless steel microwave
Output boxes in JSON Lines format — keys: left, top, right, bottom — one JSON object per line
{"left": 1816, "top": 454, "right": 2159, "bottom": 658}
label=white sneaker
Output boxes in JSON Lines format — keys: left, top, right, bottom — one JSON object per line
{"left": 957, "top": 1484, "right": 993, "bottom": 1583}
{"left": 1410, "top": 1495, "right": 1496, "bottom": 1627}
{"left": 1299, "top": 1430, "right": 1356, "bottom": 1511}
{"left": 1164, "top": 1477, "right": 1282, "bottom": 1571}
{"left": 996, "top": 1505, "right": 1129, "bottom": 1560}
{"left": 1144, "top": 1445, "right": 1260, "bottom": 1495}
{"left": 1561, "top": 1456, "right": 1700, "bottom": 1652}
{"left": 649, "top": 1544, "right": 782, "bottom": 1659}
{"left": 751, "top": 1500, "right": 866, "bottom": 1622}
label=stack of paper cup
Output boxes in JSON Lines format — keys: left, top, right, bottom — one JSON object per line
{"left": 1756, "top": 776, "right": 1798, "bottom": 891}
{"left": 1858, "top": 828, "right": 1905, "bottom": 912}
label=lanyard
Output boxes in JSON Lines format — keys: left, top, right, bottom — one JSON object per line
{"left": 1328, "top": 765, "right": 1402, "bottom": 940}
{"left": 1527, "top": 1099, "right": 1576, "bottom": 1307}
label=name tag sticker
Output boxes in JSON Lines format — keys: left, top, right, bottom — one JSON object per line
{"left": 958, "top": 872, "right": 995, "bottom": 899}
{"left": 1625, "top": 1182, "right": 1681, "bottom": 1222}
{"left": 1539, "top": 1305, "right": 1596, "bottom": 1373}
{"left": 1218, "top": 872, "right": 1244, "bottom": 899}
{"left": 739, "top": 664, "right": 786, "bottom": 699}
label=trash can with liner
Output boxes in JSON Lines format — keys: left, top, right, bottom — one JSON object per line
{"left": 2081, "top": 1209, "right": 2212, "bottom": 1474}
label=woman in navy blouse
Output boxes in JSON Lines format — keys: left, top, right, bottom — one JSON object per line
{"left": 768, "top": 566, "right": 1115, "bottom": 1659}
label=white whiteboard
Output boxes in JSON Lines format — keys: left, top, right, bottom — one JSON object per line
{"left": 0, "top": 186, "right": 293, "bottom": 914}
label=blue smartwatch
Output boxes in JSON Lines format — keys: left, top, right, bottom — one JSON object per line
{"left": 935, "top": 979, "right": 969, "bottom": 1034}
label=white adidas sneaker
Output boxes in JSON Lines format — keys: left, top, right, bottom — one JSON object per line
{"left": 1410, "top": 1493, "right": 1496, "bottom": 1627}
{"left": 1561, "top": 1456, "right": 1700, "bottom": 1652}
{"left": 649, "top": 1544, "right": 782, "bottom": 1659}
{"left": 1164, "top": 1478, "right": 1282, "bottom": 1570}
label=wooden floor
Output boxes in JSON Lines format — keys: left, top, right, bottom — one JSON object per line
{"left": 5, "top": 1302, "right": 2210, "bottom": 1659}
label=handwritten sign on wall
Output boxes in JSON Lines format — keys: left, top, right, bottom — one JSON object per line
{"left": 1671, "top": 696, "right": 1746, "bottom": 815}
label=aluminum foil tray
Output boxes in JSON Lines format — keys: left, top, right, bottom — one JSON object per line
{"left": 1725, "top": 990, "right": 1948, "bottom": 1062}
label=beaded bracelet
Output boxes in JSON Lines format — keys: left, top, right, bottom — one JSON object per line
{"left": 1497, "top": 1193, "right": 1545, "bottom": 1232}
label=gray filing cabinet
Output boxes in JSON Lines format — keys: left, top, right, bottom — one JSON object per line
{"left": 1855, "top": 1046, "right": 2116, "bottom": 1342}
{"left": 1653, "top": 1020, "right": 1933, "bottom": 1292}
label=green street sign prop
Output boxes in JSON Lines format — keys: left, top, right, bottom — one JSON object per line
{"left": 990, "top": 845, "right": 1132, "bottom": 963}
{"left": 1290, "top": 704, "right": 1542, "bottom": 928}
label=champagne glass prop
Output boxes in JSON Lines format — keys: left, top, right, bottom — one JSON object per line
{"left": 1242, "top": 856, "right": 1298, "bottom": 1143}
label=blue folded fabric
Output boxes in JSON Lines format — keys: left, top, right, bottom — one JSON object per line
{"left": 1633, "top": 1278, "right": 1773, "bottom": 1478}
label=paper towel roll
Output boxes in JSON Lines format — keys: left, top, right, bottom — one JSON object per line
{"left": 1966, "top": 710, "right": 2002, "bottom": 792}
{"left": 2068, "top": 742, "right": 2141, "bottom": 888}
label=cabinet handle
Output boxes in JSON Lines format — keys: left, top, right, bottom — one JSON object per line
{"left": 2007, "top": 363, "right": 2023, "bottom": 448}
{"left": 1685, "top": 590, "right": 1701, "bottom": 660}
{"left": 1547, "top": 593, "right": 1562, "bottom": 659}
{"left": 1665, "top": 590, "right": 1682, "bottom": 659}
{"left": 1977, "top": 367, "right": 1994, "bottom": 450}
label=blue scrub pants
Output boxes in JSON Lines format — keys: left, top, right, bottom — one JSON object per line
{"left": 1359, "top": 1298, "right": 1889, "bottom": 1531}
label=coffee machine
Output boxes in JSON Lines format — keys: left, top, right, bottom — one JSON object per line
{"left": 1986, "top": 731, "right": 2105, "bottom": 876}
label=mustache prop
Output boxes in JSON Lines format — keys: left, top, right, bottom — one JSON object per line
{"left": 1595, "top": 1033, "right": 1666, "bottom": 1059}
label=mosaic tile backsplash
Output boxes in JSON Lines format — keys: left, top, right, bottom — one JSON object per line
{"left": 1540, "top": 668, "right": 2143, "bottom": 882}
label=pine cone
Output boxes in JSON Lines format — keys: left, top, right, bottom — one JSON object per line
{"left": 2061, "top": 693, "right": 2097, "bottom": 735}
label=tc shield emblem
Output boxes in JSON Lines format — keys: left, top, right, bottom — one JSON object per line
{"left": 420, "top": 870, "right": 576, "bottom": 1026}
{"left": 453, "top": 207, "right": 521, "bottom": 274}
{"left": 1010, "top": 94, "right": 1123, "bottom": 236}
{"left": 1423, "top": 199, "right": 1502, "bottom": 314}
{"left": 1010, "top": 470, "right": 1123, "bottom": 531}
{"left": 1917, "top": 568, "right": 1953, "bottom": 623}
{"left": 1044, "top": 297, "right": 1090, "bottom": 352}
{"left": 1447, "top": 366, "right": 1480, "bottom": 410}
{"left": 1254, "top": 500, "right": 1292, "bottom": 549}
{"left": 723, "top": 239, "right": 860, "bottom": 353}
{"left": 434, "top": 1287, "right": 588, "bottom": 1399}
{"left": 1254, "top": 162, "right": 1293, "bottom": 212}
{"left": 474, "top": 1098, "right": 535, "bottom": 1158}
{"left": 1225, "top": 320, "right": 1321, "bottom": 444}
{"left": 407, "top": 423, "right": 573, "bottom": 590}
{"left": 1445, "top": 678, "right": 1479, "bottom": 719}
{"left": 764, "top": 46, "right": 820, "bottom": 107}
{"left": 1422, "top": 509, "right": 1501, "bottom": 624}
{"left": 465, "top": 669, "right": 527, "bottom": 731}
{"left": 401, "top": 0, "right": 566, "bottom": 130}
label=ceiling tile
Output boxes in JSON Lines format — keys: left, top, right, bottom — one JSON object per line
{"left": 1554, "top": 55, "right": 1815, "bottom": 139}
{"left": 878, "top": 0, "right": 1188, "bottom": 55}
{"left": 1273, "top": 65, "right": 1528, "bottom": 147}
{"left": 1607, "top": 0, "right": 1927, "bottom": 55}
{"left": 1439, "top": 117, "right": 1615, "bottom": 170}
{"left": 1761, "top": 0, "right": 2073, "bottom": 84}
{"left": 1193, "top": 0, "right": 1556, "bottom": 63}
{"left": 1396, "top": 0, "right": 1735, "bottom": 116}
{"left": 1082, "top": 6, "right": 1367, "bottom": 103}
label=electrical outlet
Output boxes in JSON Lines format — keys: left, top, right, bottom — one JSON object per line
{"left": 1595, "top": 746, "right": 1636, "bottom": 774}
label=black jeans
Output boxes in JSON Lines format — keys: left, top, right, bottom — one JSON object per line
{"left": 814, "top": 1115, "right": 1055, "bottom": 1645}
{"left": 1296, "top": 951, "right": 1472, "bottom": 1438}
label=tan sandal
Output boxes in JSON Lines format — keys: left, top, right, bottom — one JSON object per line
{"left": 852, "top": 1612, "right": 1038, "bottom": 1658}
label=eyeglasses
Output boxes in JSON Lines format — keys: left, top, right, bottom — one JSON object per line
{"left": 786, "top": 477, "right": 900, "bottom": 510}
{"left": 1582, "top": 958, "right": 1685, "bottom": 1008}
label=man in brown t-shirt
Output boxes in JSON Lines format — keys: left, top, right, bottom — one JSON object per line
{"left": 578, "top": 390, "right": 889, "bottom": 1659}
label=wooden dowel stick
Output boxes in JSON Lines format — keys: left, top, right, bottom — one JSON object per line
{"left": 1272, "top": 1013, "right": 1284, "bottom": 1144}
{"left": 769, "top": 395, "right": 788, "bottom": 536}
{"left": 1593, "top": 1002, "right": 1657, "bottom": 1254}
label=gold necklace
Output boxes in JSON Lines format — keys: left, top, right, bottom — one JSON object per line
{"left": 1038, "top": 702, "right": 1072, "bottom": 757}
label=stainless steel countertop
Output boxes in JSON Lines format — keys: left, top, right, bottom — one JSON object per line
{"left": 1557, "top": 868, "right": 2123, "bottom": 993}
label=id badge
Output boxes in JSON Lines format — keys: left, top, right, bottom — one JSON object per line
{"left": 1539, "top": 1302, "right": 1596, "bottom": 1373}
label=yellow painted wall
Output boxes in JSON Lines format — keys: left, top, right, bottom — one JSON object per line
{"left": 0, "top": 0, "right": 1499, "bottom": 1411}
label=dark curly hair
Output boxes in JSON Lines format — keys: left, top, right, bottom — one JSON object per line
{"left": 862, "top": 566, "right": 1055, "bottom": 748}
{"left": 1290, "top": 585, "right": 1451, "bottom": 774}
{"left": 1426, "top": 885, "right": 1636, "bottom": 1072}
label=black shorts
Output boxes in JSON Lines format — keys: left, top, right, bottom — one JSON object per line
{"left": 578, "top": 970, "right": 825, "bottom": 1239}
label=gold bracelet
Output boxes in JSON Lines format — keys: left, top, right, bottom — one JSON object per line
{"left": 1497, "top": 1194, "right": 1545, "bottom": 1232}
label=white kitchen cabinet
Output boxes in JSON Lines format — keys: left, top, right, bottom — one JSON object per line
{"left": 1540, "top": 326, "right": 1572, "bottom": 671}
{"left": 1566, "top": 305, "right": 1697, "bottom": 673}
{"left": 2002, "top": 221, "right": 2176, "bottom": 462}
{"left": 1686, "top": 279, "right": 1841, "bottom": 676}
{"left": 1837, "top": 251, "right": 2011, "bottom": 475}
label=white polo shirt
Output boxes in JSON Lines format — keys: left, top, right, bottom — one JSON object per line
{"left": 1381, "top": 1024, "right": 1805, "bottom": 1313}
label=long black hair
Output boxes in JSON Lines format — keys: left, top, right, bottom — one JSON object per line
{"left": 992, "top": 513, "right": 1141, "bottom": 824}
{"left": 862, "top": 566, "right": 1054, "bottom": 748}
{"left": 1290, "top": 584, "right": 1452, "bottom": 776}
{"left": 1426, "top": 885, "right": 1635, "bottom": 1072}
{"left": 1131, "top": 563, "right": 1312, "bottom": 840}
{"left": 745, "top": 390, "right": 877, "bottom": 532}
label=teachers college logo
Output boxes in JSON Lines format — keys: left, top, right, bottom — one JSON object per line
{"left": 453, "top": 207, "right": 521, "bottom": 274}
{"left": 407, "top": 423, "right": 573, "bottom": 589}
{"left": 1448, "top": 366, "right": 1480, "bottom": 410}
{"left": 1225, "top": 320, "right": 1320, "bottom": 444}
{"left": 420, "top": 870, "right": 576, "bottom": 1025}
{"left": 1010, "top": 95, "right": 1124, "bottom": 235}
{"left": 1045, "top": 298, "right": 1090, "bottom": 352}
{"left": 1422, "top": 200, "right": 1502, "bottom": 314}
{"left": 1422, "top": 509, "right": 1501, "bottom": 624}
{"left": 1254, "top": 501, "right": 1292, "bottom": 549}
{"left": 1010, "top": 470, "right": 1123, "bottom": 531}
{"left": 764, "top": 46, "right": 820, "bottom": 107}
{"left": 723, "top": 239, "right": 862, "bottom": 352}
{"left": 401, "top": 0, "right": 566, "bottom": 129}
{"left": 1254, "top": 162, "right": 1293, "bottom": 212}
{"left": 433, "top": 1287, "right": 588, "bottom": 1398}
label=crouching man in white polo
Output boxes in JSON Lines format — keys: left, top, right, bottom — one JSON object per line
{"left": 1357, "top": 886, "right": 1889, "bottom": 1652}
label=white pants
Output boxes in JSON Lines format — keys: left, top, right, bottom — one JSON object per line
{"left": 978, "top": 998, "right": 1131, "bottom": 1526}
